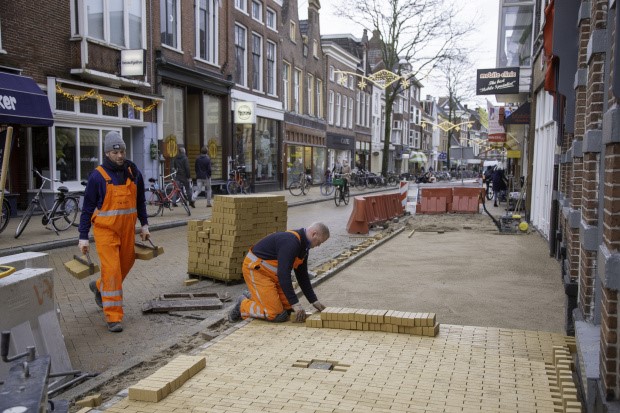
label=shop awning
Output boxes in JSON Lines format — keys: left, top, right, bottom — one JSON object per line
{"left": 408, "top": 151, "right": 428, "bottom": 163}
{"left": 0, "top": 72, "right": 54, "bottom": 126}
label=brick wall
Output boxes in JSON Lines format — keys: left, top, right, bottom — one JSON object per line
{"left": 601, "top": 287, "right": 619, "bottom": 399}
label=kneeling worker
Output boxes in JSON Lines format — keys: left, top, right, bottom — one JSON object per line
{"left": 229, "top": 222, "right": 330, "bottom": 323}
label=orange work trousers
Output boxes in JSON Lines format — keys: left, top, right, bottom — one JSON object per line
{"left": 239, "top": 252, "right": 292, "bottom": 321}
{"left": 92, "top": 166, "right": 137, "bottom": 323}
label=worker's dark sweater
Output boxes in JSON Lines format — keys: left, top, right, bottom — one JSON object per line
{"left": 250, "top": 228, "right": 317, "bottom": 306}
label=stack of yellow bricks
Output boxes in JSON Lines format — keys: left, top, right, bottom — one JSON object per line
{"left": 127, "top": 355, "right": 206, "bottom": 402}
{"left": 187, "top": 194, "right": 287, "bottom": 281}
{"left": 550, "top": 345, "right": 581, "bottom": 413}
{"left": 306, "top": 307, "right": 439, "bottom": 337}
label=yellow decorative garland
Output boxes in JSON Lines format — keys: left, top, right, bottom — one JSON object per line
{"left": 55, "top": 84, "right": 159, "bottom": 113}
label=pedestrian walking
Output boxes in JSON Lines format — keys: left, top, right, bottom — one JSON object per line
{"left": 193, "top": 145, "right": 212, "bottom": 207}
{"left": 492, "top": 168, "right": 508, "bottom": 207}
{"left": 228, "top": 222, "right": 330, "bottom": 323}
{"left": 78, "top": 131, "right": 150, "bottom": 333}
{"left": 173, "top": 147, "right": 195, "bottom": 208}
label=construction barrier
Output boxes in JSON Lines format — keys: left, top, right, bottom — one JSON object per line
{"left": 347, "top": 193, "right": 405, "bottom": 234}
{"left": 399, "top": 181, "right": 407, "bottom": 210}
{"left": 415, "top": 186, "right": 484, "bottom": 214}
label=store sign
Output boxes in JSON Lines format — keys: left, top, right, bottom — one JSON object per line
{"left": 487, "top": 102, "right": 506, "bottom": 143}
{"left": 120, "top": 49, "right": 146, "bottom": 77}
{"left": 234, "top": 101, "right": 256, "bottom": 124}
{"left": 476, "top": 67, "right": 520, "bottom": 95}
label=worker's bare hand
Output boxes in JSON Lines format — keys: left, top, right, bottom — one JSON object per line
{"left": 140, "top": 225, "right": 150, "bottom": 241}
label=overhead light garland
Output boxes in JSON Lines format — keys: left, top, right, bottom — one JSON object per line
{"left": 335, "top": 69, "right": 411, "bottom": 90}
{"left": 55, "top": 84, "right": 159, "bottom": 113}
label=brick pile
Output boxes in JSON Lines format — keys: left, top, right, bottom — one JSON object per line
{"left": 306, "top": 307, "right": 439, "bottom": 337}
{"left": 187, "top": 194, "right": 287, "bottom": 281}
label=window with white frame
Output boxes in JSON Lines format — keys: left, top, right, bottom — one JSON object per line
{"left": 266, "top": 41, "right": 276, "bottom": 95}
{"left": 235, "top": 0, "right": 247, "bottom": 13}
{"left": 234, "top": 24, "right": 247, "bottom": 86}
{"left": 359, "top": 92, "right": 364, "bottom": 125}
{"left": 266, "top": 8, "right": 276, "bottom": 30}
{"left": 342, "top": 97, "right": 348, "bottom": 128}
{"left": 283, "top": 62, "right": 291, "bottom": 110}
{"left": 313, "top": 40, "right": 318, "bottom": 58}
{"left": 251, "top": 1, "right": 262, "bottom": 22}
{"left": 251, "top": 33, "right": 263, "bottom": 91}
{"left": 316, "top": 79, "right": 323, "bottom": 118}
{"left": 160, "top": 0, "right": 180, "bottom": 49}
{"left": 335, "top": 94, "right": 341, "bottom": 127}
{"left": 83, "top": 0, "right": 144, "bottom": 49}
{"left": 290, "top": 21, "right": 296, "bottom": 42}
{"left": 328, "top": 90, "right": 334, "bottom": 124}
{"left": 348, "top": 97, "right": 353, "bottom": 128}
{"left": 293, "top": 68, "right": 302, "bottom": 112}
{"left": 365, "top": 93, "right": 370, "bottom": 127}
{"left": 348, "top": 75, "right": 354, "bottom": 89}
{"left": 329, "top": 66, "right": 334, "bottom": 81}
{"left": 307, "top": 74, "right": 314, "bottom": 116}
{"left": 197, "top": 0, "right": 218, "bottom": 64}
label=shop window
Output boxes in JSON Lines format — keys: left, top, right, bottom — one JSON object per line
{"left": 79, "top": 98, "right": 98, "bottom": 115}
{"left": 255, "top": 118, "right": 278, "bottom": 182}
{"left": 162, "top": 84, "right": 184, "bottom": 153}
{"left": 55, "top": 127, "right": 77, "bottom": 181}
{"left": 234, "top": 124, "right": 253, "bottom": 178}
{"left": 286, "top": 145, "right": 304, "bottom": 186}
{"left": 80, "top": 129, "right": 101, "bottom": 179}
{"left": 203, "top": 94, "right": 223, "bottom": 180}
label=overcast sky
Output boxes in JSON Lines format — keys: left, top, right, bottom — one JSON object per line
{"left": 299, "top": 0, "right": 500, "bottom": 108}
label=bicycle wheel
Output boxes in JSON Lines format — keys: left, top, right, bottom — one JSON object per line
{"left": 302, "top": 181, "right": 311, "bottom": 195}
{"left": 241, "top": 179, "right": 252, "bottom": 194}
{"left": 387, "top": 176, "right": 398, "bottom": 186}
{"left": 145, "top": 189, "right": 164, "bottom": 217}
{"left": 178, "top": 192, "right": 191, "bottom": 216}
{"left": 289, "top": 181, "right": 303, "bottom": 196}
{"left": 226, "top": 180, "right": 240, "bottom": 194}
{"left": 354, "top": 178, "right": 366, "bottom": 191}
{"left": 334, "top": 187, "right": 342, "bottom": 206}
{"left": 0, "top": 200, "right": 9, "bottom": 234}
{"left": 52, "top": 197, "right": 79, "bottom": 231}
{"left": 320, "top": 182, "right": 334, "bottom": 196}
{"left": 343, "top": 187, "right": 350, "bottom": 205}
{"left": 486, "top": 186, "right": 494, "bottom": 201}
{"left": 15, "top": 202, "right": 36, "bottom": 238}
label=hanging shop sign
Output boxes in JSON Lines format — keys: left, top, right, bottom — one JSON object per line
{"left": 120, "top": 49, "right": 146, "bottom": 77}
{"left": 476, "top": 67, "right": 520, "bottom": 95}
{"left": 234, "top": 101, "right": 256, "bottom": 124}
{"left": 487, "top": 102, "right": 507, "bottom": 143}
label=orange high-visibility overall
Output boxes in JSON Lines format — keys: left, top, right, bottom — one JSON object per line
{"left": 92, "top": 166, "right": 137, "bottom": 323}
{"left": 240, "top": 231, "right": 304, "bottom": 321}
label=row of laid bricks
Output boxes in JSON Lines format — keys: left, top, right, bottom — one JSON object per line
{"left": 417, "top": 187, "right": 485, "bottom": 214}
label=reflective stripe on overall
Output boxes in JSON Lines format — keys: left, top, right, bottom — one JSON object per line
{"left": 240, "top": 231, "right": 304, "bottom": 321}
{"left": 92, "top": 166, "right": 137, "bottom": 323}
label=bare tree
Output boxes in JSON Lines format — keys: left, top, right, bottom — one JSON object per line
{"left": 435, "top": 56, "right": 476, "bottom": 167}
{"left": 334, "top": 0, "right": 475, "bottom": 176}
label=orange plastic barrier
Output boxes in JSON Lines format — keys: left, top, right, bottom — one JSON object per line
{"left": 417, "top": 187, "right": 452, "bottom": 214}
{"left": 347, "top": 197, "right": 370, "bottom": 234}
{"left": 450, "top": 187, "right": 484, "bottom": 213}
{"left": 346, "top": 193, "right": 406, "bottom": 234}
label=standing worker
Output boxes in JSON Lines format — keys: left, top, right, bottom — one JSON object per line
{"left": 193, "top": 145, "right": 212, "bottom": 207}
{"left": 78, "top": 131, "right": 150, "bottom": 333}
{"left": 173, "top": 147, "right": 195, "bottom": 208}
{"left": 228, "top": 222, "right": 330, "bottom": 323}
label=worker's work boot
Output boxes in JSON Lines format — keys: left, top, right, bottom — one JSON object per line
{"left": 228, "top": 295, "right": 245, "bottom": 323}
{"left": 89, "top": 280, "right": 103, "bottom": 308}
{"left": 107, "top": 322, "right": 123, "bottom": 333}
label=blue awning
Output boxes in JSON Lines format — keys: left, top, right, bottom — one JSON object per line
{"left": 0, "top": 72, "right": 53, "bottom": 126}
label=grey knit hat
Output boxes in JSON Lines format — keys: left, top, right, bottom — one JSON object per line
{"left": 104, "top": 131, "right": 126, "bottom": 152}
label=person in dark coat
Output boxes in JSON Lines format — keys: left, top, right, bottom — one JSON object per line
{"left": 492, "top": 168, "right": 508, "bottom": 207}
{"left": 193, "top": 145, "right": 212, "bottom": 207}
{"left": 173, "top": 147, "right": 195, "bottom": 208}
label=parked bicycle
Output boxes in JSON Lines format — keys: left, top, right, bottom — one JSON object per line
{"left": 227, "top": 164, "right": 251, "bottom": 194}
{"left": 333, "top": 174, "right": 350, "bottom": 206}
{"left": 144, "top": 170, "right": 191, "bottom": 217}
{"left": 289, "top": 171, "right": 313, "bottom": 196}
{"left": 320, "top": 171, "right": 335, "bottom": 196}
{"left": 15, "top": 169, "right": 80, "bottom": 238}
{"left": 0, "top": 198, "right": 10, "bottom": 234}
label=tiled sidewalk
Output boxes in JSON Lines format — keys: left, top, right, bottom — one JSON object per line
{"left": 100, "top": 321, "right": 578, "bottom": 413}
